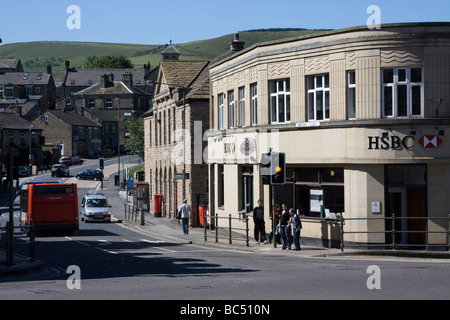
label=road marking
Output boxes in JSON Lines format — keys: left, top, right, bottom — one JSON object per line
{"left": 141, "top": 239, "right": 166, "bottom": 244}
{"left": 65, "top": 236, "right": 90, "bottom": 247}
{"left": 152, "top": 246, "right": 176, "bottom": 253}
{"left": 94, "top": 247, "right": 118, "bottom": 255}
{"left": 98, "top": 240, "right": 112, "bottom": 245}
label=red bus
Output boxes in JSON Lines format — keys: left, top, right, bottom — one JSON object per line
{"left": 20, "top": 182, "right": 79, "bottom": 234}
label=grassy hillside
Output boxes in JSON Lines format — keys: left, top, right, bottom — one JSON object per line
{"left": 0, "top": 28, "right": 325, "bottom": 78}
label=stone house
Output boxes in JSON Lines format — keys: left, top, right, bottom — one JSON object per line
{"left": 33, "top": 109, "right": 101, "bottom": 158}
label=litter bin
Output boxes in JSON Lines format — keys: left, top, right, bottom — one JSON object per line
{"left": 198, "top": 205, "right": 207, "bottom": 227}
{"left": 114, "top": 175, "right": 119, "bottom": 186}
{"left": 154, "top": 194, "right": 163, "bottom": 217}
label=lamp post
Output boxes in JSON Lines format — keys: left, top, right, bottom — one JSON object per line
{"left": 29, "top": 124, "right": 33, "bottom": 175}
{"left": 115, "top": 98, "right": 121, "bottom": 187}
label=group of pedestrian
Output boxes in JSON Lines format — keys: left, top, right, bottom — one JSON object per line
{"left": 176, "top": 198, "right": 303, "bottom": 251}
{"left": 253, "top": 200, "right": 303, "bottom": 251}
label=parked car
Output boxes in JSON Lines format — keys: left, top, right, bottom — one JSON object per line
{"left": 51, "top": 164, "right": 70, "bottom": 177}
{"left": 59, "top": 157, "right": 73, "bottom": 166}
{"left": 76, "top": 169, "right": 104, "bottom": 181}
{"left": 80, "top": 193, "right": 111, "bottom": 223}
{"left": 71, "top": 156, "right": 84, "bottom": 165}
{"left": 18, "top": 166, "right": 30, "bottom": 177}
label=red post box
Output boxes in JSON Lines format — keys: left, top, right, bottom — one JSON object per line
{"left": 154, "top": 194, "right": 163, "bottom": 217}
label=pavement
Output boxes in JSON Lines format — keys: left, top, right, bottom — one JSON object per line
{"left": 1, "top": 161, "right": 450, "bottom": 276}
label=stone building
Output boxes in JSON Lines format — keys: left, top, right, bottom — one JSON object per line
{"left": 207, "top": 23, "right": 450, "bottom": 249}
{"left": 143, "top": 59, "right": 210, "bottom": 220}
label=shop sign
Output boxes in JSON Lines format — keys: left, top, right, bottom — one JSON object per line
{"left": 368, "top": 135, "right": 414, "bottom": 150}
{"left": 240, "top": 138, "right": 256, "bottom": 156}
{"left": 418, "top": 135, "right": 442, "bottom": 148}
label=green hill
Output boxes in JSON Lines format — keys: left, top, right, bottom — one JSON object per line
{"left": 0, "top": 28, "right": 325, "bottom": 78}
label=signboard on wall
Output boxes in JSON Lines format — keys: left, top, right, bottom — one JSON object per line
{"left": 310, "top": 189, "right": 323, "bottom": 212}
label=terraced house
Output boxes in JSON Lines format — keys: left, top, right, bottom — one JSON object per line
{"left": 207, "top": 23, "right": 450, "bottom": 249}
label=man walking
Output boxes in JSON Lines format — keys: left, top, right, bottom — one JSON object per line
{"left": 253, "top": 199, "right": 267, "bottom": 244}
{"left": 178, "top": 199, "right": 192, "bottom": 235}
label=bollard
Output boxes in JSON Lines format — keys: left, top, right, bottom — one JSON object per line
{"left": 140, "top": 209, "right": 145, "bottom": 226}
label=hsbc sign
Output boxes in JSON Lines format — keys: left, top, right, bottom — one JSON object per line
{"left": 418, "top": 135, "right": 442, "bottom": 148}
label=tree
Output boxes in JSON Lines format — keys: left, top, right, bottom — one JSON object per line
{"left": 124, "top": 116, "right": 145, "bottom": 160}
{"left": 84, "top": 54, "right": 133, "bottom": 69}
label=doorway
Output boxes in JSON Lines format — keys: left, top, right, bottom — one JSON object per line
{"left": 385, "top": 165, "right": 427, "bottom": 246}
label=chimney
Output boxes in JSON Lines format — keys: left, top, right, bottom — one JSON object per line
{"left": 144, "top": 62, "right": 151, "bottom": 77}
{"left": 101, "top": 74, "right": 109, "bottom": 88}
{"left": 47, "top": 62, "right": 52, "bottom": 75}
{"left": 122, "top": 71, "right": 133, "bottom": 88}
{"left": 230, "top": 33, "right": 245, "bottom": 52}
{"left": 108, "top": 73, "right": 114, "bottom": 82}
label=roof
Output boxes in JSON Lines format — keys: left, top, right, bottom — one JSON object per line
{"left": 63, "top": 68, "right": 151, "bottom": 87}
{"left": 0, "top": 112, "right": 42, "bottom": 130}
{"left": 185, "top": 62, "right": 210, "bottom": 100}
{"left": 0, "top": 72, "right": 52, "bottom": 86}
{"left": 0, "top": 59, "right": 22, "bottom": 71}
{"left": 158, "top": 61, "right": 209, "bottom": 89}
{"left": 161, "top": 45, "right": 180, "bottom": 54}
{"left": 83, "top": 108, "right": 117, "bottom": 122}
{"left": 74, "top": 80, "right": 150, "bottom": 96}
{"left": 46, "top": 110, "right": 101, "bottom": 127}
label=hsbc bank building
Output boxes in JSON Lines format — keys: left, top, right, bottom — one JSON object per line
{"left": 206, "top": 23, "right": 450, "bottom": 249}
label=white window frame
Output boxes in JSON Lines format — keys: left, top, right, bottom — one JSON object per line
{"left": 218, "top": 93, "right": 225, "bottom": 130}
{"left": 382, "top": 68, "right": 423, "bottom": 118}
{"left": 228, "top": 90, "right": 235, "bottom": 129}
{"left": 270, "top": 79, "right": 290, "bottom": 124}
{"left": 347, "top": 71, "right": 356, "bottom": 120}
{"left": 251, "top": 83, "right": 258, "bottom": 126}
{"left": 307, "top": 74, "right": 329, "bottom": 121}
{"left": 237, "top": 86, "right": 245, "bottom": 127}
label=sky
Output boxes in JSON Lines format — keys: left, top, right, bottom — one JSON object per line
{"left": 0, "top": 0, "right": 449, "bottom": 45}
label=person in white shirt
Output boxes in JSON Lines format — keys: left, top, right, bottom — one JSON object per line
{"left": 178, "top": 199, "right": 192, "bottom": 234}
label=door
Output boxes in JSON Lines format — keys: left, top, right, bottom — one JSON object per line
{"left": 387, "top": 188, "right": 407, "bottom": 245}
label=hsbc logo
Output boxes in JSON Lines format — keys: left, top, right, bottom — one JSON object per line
{"left": 418, "top": 135, "right": 442, "bottom": 148}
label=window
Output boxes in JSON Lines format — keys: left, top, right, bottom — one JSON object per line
{"left": 382, "top": 68, "right": 423, "bottom": 118}
{"left": 347, "top": 71, "right": 356, "bottom": 119}
{"left": 87, "top": 98, "right": 95, "bottom": 108}
{"left": 5, "top": 87, "right": 13, "bottom": 99}
{"left": 270, "top": 79, "right": 290, "bottom": 123}
{"left": 237, "top": 86, "right": 245, "bottom": 127}
{"left": 35, "top": 87, "right": 41, "bottom": 94}
{"left": 307, "top": 74, "right": 329, "bottom": 121}
{"left": 218, "top": 93, "right": 225, "bottom": 130}
{"left": 104, "top": 97, "right": 113, "bottom": 109}
{"left": 251, "top": 83, "right": 258, "bottom": 126}
{"left": 228, "top": 90, "right": 235, "bottom": 128}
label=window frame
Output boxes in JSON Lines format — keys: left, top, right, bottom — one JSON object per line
{"left": 347, "top": 70, "right": 356, "bottom": 120}
{"left": 269, "top": 78, "right": 291, "bottom": 124}
{"left": 250, "top": 83, "right": 258, "bottom": 126}
{"left": 218, "top": 93, "right": 225, "bottom": 130}
{"left": 307, "top": 74, "right": 330, "bottom": 121}
{"left": 382, "top": 68, "right": 423, "bottom": 118}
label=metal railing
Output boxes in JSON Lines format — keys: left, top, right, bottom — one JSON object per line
{"left": 1, "top": 222, "right": 35, "bottom": 266}
{"left": 204, "top": 213, "right": 249, "bottom": 246}
{"left": 340, "top": 214, "right": 450, "bottom": 251}
{"left": 124, "top": 203, "right": 145, "bottom": 225}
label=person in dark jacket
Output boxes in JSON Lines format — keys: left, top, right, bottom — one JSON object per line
{"left": 253, "top": 199, "right": 267, "bottom": 244}
{"left": 279, "top": 204, "right": 291, "bottom": 250}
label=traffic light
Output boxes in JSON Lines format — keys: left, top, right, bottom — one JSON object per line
{"left": 99, "top": 157, "right": 104, "bottom": 170}
{"left": 270, "top": 152, "right": 286, "bottom": 185}
{"left": 260, "top": 152, "right": 272, "bottom": 185}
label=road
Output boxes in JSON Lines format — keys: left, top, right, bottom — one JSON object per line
{"left": 1, "top": 156, "right": 450, "bottom": 305}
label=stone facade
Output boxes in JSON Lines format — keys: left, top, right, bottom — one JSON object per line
{"left": 208, "top": 23, "right": 450, "bottom": 247}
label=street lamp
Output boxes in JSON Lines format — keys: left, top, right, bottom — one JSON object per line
{"left": 115, "top": 98, "right": 121, "bottom": 187}
{"left": 29, "top": 124, "right": 33, "bottom": 175}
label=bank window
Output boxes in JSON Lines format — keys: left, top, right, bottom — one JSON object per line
{"left": 218, "top": 93, "right": 225, "bottom": 130}
{"left": 251, "top": 83, "right": 258, "bottom": 126}
{"left": 228, "top": 90, "right": 235, "bottom": 128}
{"left": 237, "top": 86, "right": 245, "bottom": 127}
{"left": 382, "top": 68, "right": 423, "bottom": 118}
{"left": 270, "top": 79, "right": 290, "bottom": 124}
{"left": 347, "top": 71, "right": 356, "bottom": 119}
{"left": 307, "top": 74, "right": 329, "bottom": 121}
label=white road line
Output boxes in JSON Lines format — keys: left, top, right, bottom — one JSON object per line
{"left": 141, "top": 239, "right": 166, "bottom": 244}
{"left": 98, "top": 240, "right": 112, "bottom": 245}
{"left": 94, "top": 247, "right": 118, "bottom": 255}
{"left": 152, "top": 246, "right": 176, "bottom": 253}
{"left": 65, "top": 236, "right": 90, "bottom": 247}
